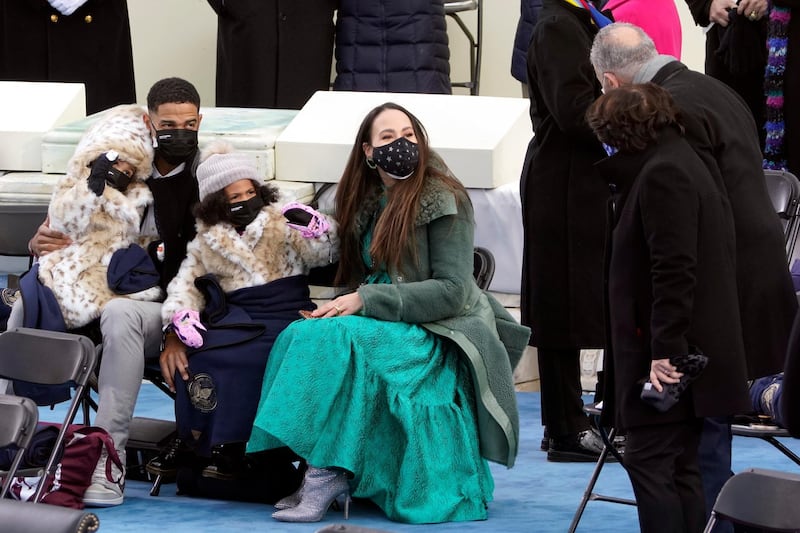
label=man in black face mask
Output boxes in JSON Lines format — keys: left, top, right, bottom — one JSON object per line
{"left": 142, "top": 77, "right": 203, "bottom": 288}
{"left": 23, "top": 77, "right": 204, "bottom": 507}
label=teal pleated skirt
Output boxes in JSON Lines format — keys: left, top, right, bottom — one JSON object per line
{"left": 247, "top": 315, "right": 494, "bottom": 524}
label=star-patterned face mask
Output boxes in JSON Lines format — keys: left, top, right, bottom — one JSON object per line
{"left": 371, "top": 137, "right": 420, "bottom": 180}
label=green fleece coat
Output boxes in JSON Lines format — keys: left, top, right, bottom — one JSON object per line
{"left": 356, "top": 175, "right": 531, "bottom": 467}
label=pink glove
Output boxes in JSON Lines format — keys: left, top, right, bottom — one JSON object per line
{"left": 171, "top": 309, "right": 207, "bottom": 348}
{"left": 281, "top": 202, "right": 331, "bottom": 239}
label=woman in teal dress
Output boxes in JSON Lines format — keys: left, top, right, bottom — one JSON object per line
{"left": 247, "top": 102, "right": 531, "bottom": 524}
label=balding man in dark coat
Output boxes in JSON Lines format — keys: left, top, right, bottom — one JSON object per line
{"left": 591, "top": 22, "right": 798, "bottom": 525}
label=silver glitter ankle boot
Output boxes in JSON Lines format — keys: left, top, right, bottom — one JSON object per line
{"left": 271, "top": 466, "right": 350, "bottom": 522}
{"left": 274, "top": 485, "right": 302, "bottom": 510}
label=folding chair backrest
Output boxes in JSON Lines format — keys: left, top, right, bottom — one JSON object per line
{"left": 764, "top": 169, "right": 800, "bottom": 261}
{"left": 0, "top": 327, "right": 97, "bottom": 503}
{"left": 0, "top": 327, "right": 96, "bottom": 388}
{"left": 0, "top": 394, "right": 38, "bottom": 499}
{"left": 703, "top": 467, "right": 800, "bottom": 532}
{"left": 473, "top": 246, "right": 496, "bottom": 291}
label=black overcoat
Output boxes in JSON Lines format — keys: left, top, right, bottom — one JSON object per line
{"left": 599, "top": 129, "right": 750, "bottom": 430}
{"left": 208, "top": 0, "right": 338, "bottom": 110}
{"left": 782, "top": 311, "right": 800, "bottom": 437}
{"left": 520, "top": 0, "right": 608, "bottom": 349}
{"left": 653, "top": 61, "right": 797, "bottom": 379}
{"left": 0, "top": 0, "right": 135, "bottom": 114}
{"left": 684, "top": 0, "right": 768, "bottom": 135}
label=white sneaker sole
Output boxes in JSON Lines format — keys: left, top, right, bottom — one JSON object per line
{"left": 83, "top": 485, "right": 124, "bottom": 507}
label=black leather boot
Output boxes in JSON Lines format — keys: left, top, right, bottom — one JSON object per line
{"left": 201, "top": 442, "right": 248, "bottom": 480}
{"left": 146, "top": 436, "right": 190, "bottom": 476}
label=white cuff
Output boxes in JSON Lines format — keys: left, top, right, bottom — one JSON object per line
{"left": 47, "top": 0, "right": 89, "bottom": 16}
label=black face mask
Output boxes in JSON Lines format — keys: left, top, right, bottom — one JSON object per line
{"left": 105, "top": 167, "right": 133, "bottom": 192}
{"left": 371, "top": 137, "right": 420, "bottom": 180}
{"left": 154, "top": 128, "right": 198, "bottom": 165}
{"left": 229, "top": 195, "right": 264, "bottom": 228}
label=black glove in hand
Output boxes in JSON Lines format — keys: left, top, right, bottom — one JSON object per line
{"left": 283, "top": 207, "right": 314, "bottom": 226}
{"left": 641, "top": 352, "right": 709, "bottom": 413}
{"left": 87, "top": 152, "right": 116, "bottom": 196}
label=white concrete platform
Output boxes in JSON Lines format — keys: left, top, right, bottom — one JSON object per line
{"left": 41, "top": 106, "right": 298, "bottom": 179}
{"left": 275, "top": 91, "right": 531, "bottom": 189}
{"left": 0, "top": 172, "right": 60, "bottom": 203}
{"left": 0, "top": 81, "right": 85, "bottom": 172}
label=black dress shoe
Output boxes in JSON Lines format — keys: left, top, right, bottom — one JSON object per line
{"left": 146, "top": 436, "right": 190, "bottom": 476}
{"left": 540, "top": 426, "right": 549, "bottom": 451}
{"left": 201, "top": 442, "right": 249, "bottom": 480}
{"left": 547, "top": 428, "right": 618, "bottom": 463}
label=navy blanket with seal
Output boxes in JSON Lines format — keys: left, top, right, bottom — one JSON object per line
{"left": 14, "top": 264, "right": 71, "bottom": 405}
{"left": 175, "top": 274, "right": 314, "bottom": 456}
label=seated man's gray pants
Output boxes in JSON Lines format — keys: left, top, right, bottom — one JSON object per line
{"left": 7, "top": 298, "right": 163, "bottom": 453}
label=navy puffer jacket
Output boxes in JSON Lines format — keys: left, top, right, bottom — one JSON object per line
{"left": 511, "top": 0, "right": 543, "bottom": 83}
{"left": 334, "top": 0, "right": 451, "bottom": 94}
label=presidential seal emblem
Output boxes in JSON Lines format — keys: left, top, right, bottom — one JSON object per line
{"left": 187, "top": 372, "right": 217, "bottom": 413}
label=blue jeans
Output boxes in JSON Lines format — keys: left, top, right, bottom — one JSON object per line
{"left": 698, "top": 416, "right": 733, "bottom": 533}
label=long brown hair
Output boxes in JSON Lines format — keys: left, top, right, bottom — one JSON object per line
{"left": 334, "top": 102, "right": 464, "bottom": 287}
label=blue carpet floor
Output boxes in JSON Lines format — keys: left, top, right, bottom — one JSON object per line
{"left": 33, "top": 384, "right": 800, "bottom": 533}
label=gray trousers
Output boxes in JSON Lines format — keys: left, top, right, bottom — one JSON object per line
{"left": 8, "top": 297, "right": 163, "bottom": 452}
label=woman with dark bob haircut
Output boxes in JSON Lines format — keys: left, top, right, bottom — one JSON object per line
{"left": 588, "top": 83, "right": 750, "bottom": 533}
{"left": 587, "top": 82, "right": 683, "bottom": 153}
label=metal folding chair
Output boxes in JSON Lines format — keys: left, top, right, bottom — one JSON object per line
{"left": 568, "top": 403, "right": 635, "bottom": 533}
{"left": 764, "top": 168, "right": 800, "bottom": 260}
{"left": 0, "top": 499, "right": 99, "bottom": 533}
{"left": 0, "top": 394, "right": 38, "bottom": 499}
{"left": 473, "top": 246, "right": 495, "bottom": 291}
{"left": 0, "top": 327, "right": 97, "bottom": 503}
{"left": 731, "top": 419, "right": 800, "bottom": 467}
{"left": 444, "top": 0, "right": 483, "bottom": 95}
{"left": 704, "top": 467, "right": 800, "bottom": 532}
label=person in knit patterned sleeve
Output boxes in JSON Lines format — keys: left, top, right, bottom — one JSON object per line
{"left": 763, "top": 0, "right": 799, "bottom": 175}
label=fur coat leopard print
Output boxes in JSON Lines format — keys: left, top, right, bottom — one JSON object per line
{"left": 161, "top": 205, "right": 339, "bottom": 323}
{"left": 37, "top": 104, "right": 162, "bottom": 329}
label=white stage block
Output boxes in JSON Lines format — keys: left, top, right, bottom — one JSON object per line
{"left": 468, "top": 183, "right": 523, "bottom": 295}
{"left": 309, "top": 180, "right": 524, "bottom": 295}
{"left": 272, "top": 180, "right": 315, "bottom": 204}
{"left": 0, "top": 81, "right": 86, "bottom": 172}
{"left": 275, "top": 91, "right": 531, "bottom": 189}
{"left": 0, "top": 172, "right": 60, "bottom": 203}
{"left": 42, "top": 106, "right": 298, "bottom": 179}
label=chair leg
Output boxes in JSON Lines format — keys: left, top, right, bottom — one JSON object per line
{"left": 764, "top": 436, "right": 800, "bottom": 467}
{"left": 150, "top": 473, "right": 163, "bottom": 497}
{"left": 568, "top": 428, "right": 618, "bottom": 533}
{"left": 702, "top": 513, "right": 718, "bottom": 533}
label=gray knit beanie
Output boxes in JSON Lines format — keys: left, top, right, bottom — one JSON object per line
{"left": 196, "top": 140, "right": 263, "bottom": 201}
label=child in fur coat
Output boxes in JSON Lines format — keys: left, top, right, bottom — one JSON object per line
{"left": 152, "top": 140, "right": 338, "bottom": 481}
{"left": 34, "top": 104, "right": 162, "bottom": 330}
